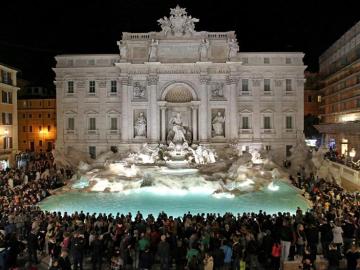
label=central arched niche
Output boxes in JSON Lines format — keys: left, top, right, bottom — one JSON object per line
{"left": 162, "top": 82, "right": 196, "bottom": 103}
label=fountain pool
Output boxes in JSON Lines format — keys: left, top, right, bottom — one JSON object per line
{"left": 39, "top": 181, "right": 310, "bottom": 217}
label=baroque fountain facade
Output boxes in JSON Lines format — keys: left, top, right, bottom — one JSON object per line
{"left": 43, "top": 6, "right": 312, "bottom": 216}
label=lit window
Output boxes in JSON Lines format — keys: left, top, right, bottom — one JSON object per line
{"left": 264, "top": 57, "right": 270, "bottom": 64}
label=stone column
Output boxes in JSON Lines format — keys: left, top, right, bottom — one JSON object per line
{"left": 120, "top": 76, "right": 129, "bottom": 142}
{"left": 199, "top": 75, "right": 209, "bottom": 142}
{"left": 161, "top": 107, "right": 166, "bottom": 143}
{"left": 148, "top": 74, "right": 159, "bottom": 142}
{"left": 227, "top": 75, "right": 239, "bottom": 139}
{"left": 192, "top": 106, "right": 198, "bottom": 142}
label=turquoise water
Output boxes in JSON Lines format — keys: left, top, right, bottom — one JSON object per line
{"left": 39, "top": 181, "right": 310, "bottom": 217}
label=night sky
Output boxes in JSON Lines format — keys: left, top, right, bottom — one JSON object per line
{"left": 1, "top": 0, "right": 359, "bottom": 87}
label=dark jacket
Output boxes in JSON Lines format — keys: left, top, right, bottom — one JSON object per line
{"left": 139, "top": 250, "right": 154, "bottom": 269}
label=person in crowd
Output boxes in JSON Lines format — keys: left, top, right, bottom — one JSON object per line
{"left": 345, "top": 244, "right": 360, "bottom": 270}
{"left": 327, "top": 243, "right": 342, "bottom": 270}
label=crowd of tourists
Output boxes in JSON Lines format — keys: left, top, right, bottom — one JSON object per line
{"left": 0, "top": 153, "right": 360, "bottom": 270}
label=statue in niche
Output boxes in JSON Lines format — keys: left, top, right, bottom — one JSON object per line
{"left": 167, "top": 112, "right": 192, "bottom": 144}
{"left": 134, "top": 112, "right": 147, "bottom": 137}
{"left": 212, "top": 111, "right": 225, "bottom": 136}
{"left": 133, "top": 82, "right": 145, "bottom": 99}
{"left": 199, "top": 39, "right": 209, "bottom": 61}
{"left": 148, "top": 39, "right": 159, "bottom": 62}
{"left": 228, "top": 38, "right": 239, "bottom": 60}
{"left": 118, "top": 41, "right": 127, "bottom": 61}
{"left": 211, "top": 82, "right": 224, "bottom": 98}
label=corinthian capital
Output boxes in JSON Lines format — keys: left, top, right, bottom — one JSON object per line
{"left": 226, "top": 75, "right": 239, "bottom": 85}
{"left": 199, "top": 75, "right": 210, "bottom": 84}
{"left": 147, "top": 75, "right": 159, "bottom": 85}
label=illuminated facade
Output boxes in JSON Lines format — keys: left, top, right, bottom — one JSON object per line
{"left": 54, "top": 6, "right": 305, "bottom": 159}
{"left": 0, "top": 63, "right": 19, "bottom": 168}
{"left": 316, "top": 21, "right": 360, "bottom": 157}
{"left": 17, "top": 98, "right": 56, "bottom": 152}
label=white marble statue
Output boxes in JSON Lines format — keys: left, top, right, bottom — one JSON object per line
{"left": 134, "top": 112, "right": 147, "bottom": 137}
{"left": 119, "top": 41, "right": 127, "bottom": 61}
{"left": 148, "top": 39, "right": 159, "bottom": 61}
{"left": 158, "top": 6, "right": 199, "bottom": 36}
{"left": 133, "top": 82, "right": 145, "bottom": 98}
{"left": 157, "top": 16, "right": 171, "bottom": 36}
{"left": 228, "top": 38, "right": 239, "bottom": 60}
{"left": 199, "top": 39, "right": 209, "bottom": 61}
{"left": 169, "top": 112, "right": 187, "bottom": 143}
{"left": 212, "top": 111, "right": 225, "bottom": 136}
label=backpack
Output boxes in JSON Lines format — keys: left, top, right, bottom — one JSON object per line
{"left": 271, "top": 243, "right": 281, "bottom": 257}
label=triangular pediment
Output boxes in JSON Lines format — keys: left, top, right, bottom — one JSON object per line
{"left": 260, "top": 108, "right": 274, "bottom": 113}
{"left": 84, "top": 109, "right": 99, "bottom": 114}
{"left": 64, "top": 110, "right": 77, "bottom": 115}
{"left": 106, "top": 109, "right": 121, "bottom": 114}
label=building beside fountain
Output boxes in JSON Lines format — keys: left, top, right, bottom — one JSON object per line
{"left": 54, "top": 6, "right": 306, "bottom": 159}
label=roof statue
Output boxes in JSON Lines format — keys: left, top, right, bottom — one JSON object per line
{"left": 157, "top": 5, "right": 199, "bottom": 37}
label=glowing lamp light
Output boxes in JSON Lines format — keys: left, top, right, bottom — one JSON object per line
{"left": 349, "top": 148, "right": 356, "bottom": 158}
{"left": 4, "top": 129, "right": 9, "bottom": 136}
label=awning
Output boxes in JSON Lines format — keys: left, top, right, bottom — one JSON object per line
{"left": 315, "top": 122, "right": 360, "bottom": 134}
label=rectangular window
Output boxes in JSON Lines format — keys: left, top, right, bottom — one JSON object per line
{"left": 39, "top": 140, "right": 43, "bottom": 147}
{"left": 1, "top": 91, "right": 12, "bottom": 104}
{"left": 1, "top": 113, "right": 12, "bottom": 125}
{"left": 265, "top": 145, "right": 271, "bottom": 151}
{"left": 48, "top": 125, "right": 51, "bottom": 132}
{"left": 317, "top": 96, "right": 322, "bottom": 103}
{"left": 110, "top": 117, "right": 118, "bottom": 130}
{"left": 22, "top": 114, "right": 26, "bottom": 118}
{"left": 29, "top": 114, "right": 32, "bottom": 118}
{"left": 242, "top": 79, "right": 249, "bottom": 91}
{"left": 357, "top": 99, "right": 360, "bottom": 108}
{"left": 68, "top": 118, "right": 75, "bottom": 130}
{"left": 286, "top": 57, "right": 291, "bottom": 64}
{"left": 264, "top": 79, "right": 271, "bottom": 91}
{"left": 89, "top": 146, "right": 96, "bottom": 159}
{"left": 39, "top": 126, "right": 42, "bottom": 131}
{"left": 29, "top": 126, "right": 32, "bottom": 132}
{"left": 89, "top": 118, "right": 96, "bottom": 130}
{"left": 23, "top": 126, "right": 26, "bottom": 132}
{"left": 286, "top": 79, "right": 292, "bottom": 91}
{"left": 264, "top": 57, "right": 270, "bottom": 64}
{"left": 286, "top": 116, "right": 293, "bottom": 129}
{"left": 242, "top": 116, "right": 249, "bottom": 129}
{"left": 3, "top": 137, "right": 12, "bottom": 149}
{"left": 48, "top": 114, "right": 51, "bottom": 118}
{"left": 67, "top": 81, "right": 74, "bottom": 93}
{"left": 111, "top": 80, "right": 117, "bottom": 93}
{"left": 307, "top": 95, "right": 312, "bottom": 102}
{"left": 89, "top": 81, "right": 96, "bottom": 93}
{"left": 242, "top": 57, "right": 248, "bottom": 64}
{"left": 39, "top": 114, "right": 42, "bottom": 118}
{"left": 264, "top": 116, "right": 271, "bottom": 129}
